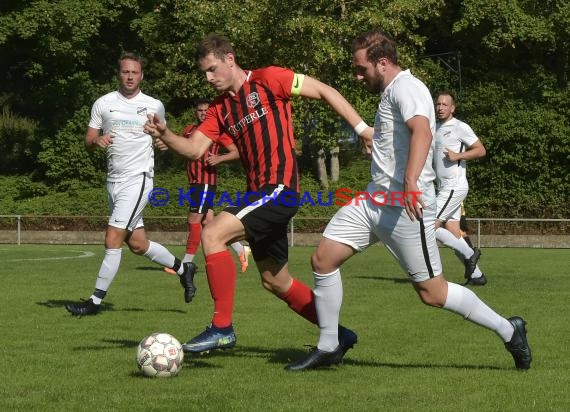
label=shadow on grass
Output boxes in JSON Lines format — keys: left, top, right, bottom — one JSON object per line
{"left": 181, "top": 345, "right": 506, "bottom": 371}
{"left": 36, "top": 299, "right": 116, "bottom": 312}
{"left": 73, "top": 338, "right": 140, "bottom": 351}
{"left": 36, "top": 299, "right": 185, "bottom": 314}
{"left": 135, "top": 266, "right": 167, "bottom": 272}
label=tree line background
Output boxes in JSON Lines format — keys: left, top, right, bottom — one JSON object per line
{"left": 0, "top": 0, "right": 568, "bottom": 219}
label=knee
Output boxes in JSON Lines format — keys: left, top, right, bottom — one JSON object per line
{"left": 260, "top": 277, "right": 281, "bottom": 295}
{"left": 128, "top": 242, "right": 147, "bottom": 255}
{"left": 127, "top": 238, "right": 149, "bottom": 255}
{"left": 260, "top": 275, "right": 290, "bottom": 296}
{"left": 260, "top": 278, "right": 276, "bottom": 293}
{"left": 311, "top": 251, "right": 328, "bottom": 273}
{"left": 416, "top": 290, "right": 446, "bottom": 308}
{"left": 187, "top": 212, "right": 202, "bottom": 224}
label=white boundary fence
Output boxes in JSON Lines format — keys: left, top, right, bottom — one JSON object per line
{"left": 0, "top": 215, "right": 568, "bottom": 248}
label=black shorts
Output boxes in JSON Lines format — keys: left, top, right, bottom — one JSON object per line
{"left": 224, "top": 184, "right": 299, "bottom": 265}
{"left": 185, "top": 183, "right": 216, "bottom": 213}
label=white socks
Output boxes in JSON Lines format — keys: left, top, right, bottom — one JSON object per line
{"left": 443, "top": 282, "right": 514, "bottom": 342}
{"left": 314, "top": 269, "right": 343, "bottom": 351}
{"left": 94, "top": 248, "right": 122, "bottom": 296}
{"left": 438, "top": 228, "right": 483, "bottom": 278}
{"left": 436, "top": 227, "right": 474, "bottom": 258}
{"left": 143, "top": 240, "right": 177, "bottom": 270}
{"left": 182, "top": 254, "right": 195, "bottom": 263}
{"left": 230, "top": 242, "right": 244, "bottom": 255}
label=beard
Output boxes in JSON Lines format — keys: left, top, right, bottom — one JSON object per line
{"left": 365, "top": 68, "right": 385, "bottom": 93}
{"left": 365, "top": 77, "right": 383, "bottom": 93}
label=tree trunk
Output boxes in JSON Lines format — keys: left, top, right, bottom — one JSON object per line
{"left": 330, "top": 146, "right": 340, "bottom": 182}
{"left": 316, "top": 148, "right": 328, "bottom": 188}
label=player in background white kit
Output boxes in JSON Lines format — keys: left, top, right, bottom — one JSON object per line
{"left": 286, "top": 30, "right": 531, "bottom": 371}
{"left": 65, "top": 52, "right": 197, "bottom": 316}
{"left": 434, "top": 92, "right": 487, "bottom": 285}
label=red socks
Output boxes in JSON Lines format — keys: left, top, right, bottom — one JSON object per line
{"left": 279, "top": 278, "right": 318, "bottom": 324}
{"left": 205, "top": 250, "right": 237, "bottom": 328}
{"left": 186, "top": 223, "right": 202, "bottom": 254}
{"left": 205, "top": 251, "right": 317, "bottom": 327}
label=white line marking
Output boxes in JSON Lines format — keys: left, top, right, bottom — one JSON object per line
{"left": 3, "top": 250, "right": 95, "bottom": 262}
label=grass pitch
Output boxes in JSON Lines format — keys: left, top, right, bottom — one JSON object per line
{"left": 0, "top": 244, "right": 568, "bottom": 411}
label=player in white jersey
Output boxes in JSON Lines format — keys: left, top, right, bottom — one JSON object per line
{"left": 286, "top": 30, "right": 531, "bottom": 371}
{"left": 434, "top": 92, "right": 487, "bottom": 285}
{"left": 65, "top": 52, "right": 197, "bottom": 316}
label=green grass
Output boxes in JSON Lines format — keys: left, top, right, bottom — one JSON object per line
{"left": 0, "top": 245, "right": 568, "bottom": 411}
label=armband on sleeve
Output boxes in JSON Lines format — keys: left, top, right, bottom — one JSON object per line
{"left": 291, "top": 74, "right": 305, "bottom": 96}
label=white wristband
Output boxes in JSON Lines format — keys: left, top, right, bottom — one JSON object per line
{"left": 354, "top": 120, "right": 368, "bottom": 136}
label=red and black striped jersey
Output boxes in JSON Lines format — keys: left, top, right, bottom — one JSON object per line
{"left": 197, "top": 66, "right": 299, "bottom": 192}
{"left": 183, "top": 124, "right": 220, "bottom": 185}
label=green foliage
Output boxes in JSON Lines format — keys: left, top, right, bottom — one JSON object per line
{"left": 0, "top": 1, "right": 121, "bottom": 131}
{"left": 0, "top": 105, "right": 40, "bottom": 173}
{"left": 458, "top": 69, "right": 570, "bottom": 218}
{"left": 14, "top": 176, "right": 49, "bottom": 200}
{"left": 36, "top": 106, "right": 106, "bottom": 190}
{"left": 0, "top": 0, "right": 569, "bottom": 218}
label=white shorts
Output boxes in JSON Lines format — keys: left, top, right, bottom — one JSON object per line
{"left": 107, "top": 173, "right": 152, "bottom": 231}
{"left": 436, "top": 188, "right": 468, "bottom": 222}
{"left": 324, "top": 182, "right": 442, "bottom": 282}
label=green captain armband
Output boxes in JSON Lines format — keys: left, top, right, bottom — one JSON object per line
{"left": 291, "top": 74, "right": 305, "bottom": 95}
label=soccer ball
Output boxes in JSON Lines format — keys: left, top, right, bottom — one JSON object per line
{"left": 136, "top": 332, "right": 184, "bottom": 377}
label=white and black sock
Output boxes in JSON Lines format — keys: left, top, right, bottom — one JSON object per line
{"left": 92, "top": 248, "right": 122, "bottom": 304}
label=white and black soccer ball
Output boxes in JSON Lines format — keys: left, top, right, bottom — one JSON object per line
{"left": 136, "top": 332, "right": 184, "bottom": 377}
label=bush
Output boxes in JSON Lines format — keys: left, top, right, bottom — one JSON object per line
{"left": 0, "top": 105, "right": 40, "bottom": 174}
{"left": 37, "top": 106, "right": 106, "bottom": 189}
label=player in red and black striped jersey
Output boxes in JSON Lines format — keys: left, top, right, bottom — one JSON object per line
{"left": 184, "top": 123, "right": 218, "bottom": 186}
{"left": 198, "top": 66, "right": 300, "bottom": 193}
{"left": 145, "top": 33, "right": 372, "bottom": 358}
{"left": 163, "top": 99, "right": 251, "bottom": 272}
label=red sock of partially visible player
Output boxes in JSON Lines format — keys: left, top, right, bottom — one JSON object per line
{"left": 186, "top": 223, "right": 202, "bottom": 254}
{"left": 278, "top": 278, "right": 318, "bottom": 324}
{"left": 205, "top": 250, "right": 237, "bottom": 328}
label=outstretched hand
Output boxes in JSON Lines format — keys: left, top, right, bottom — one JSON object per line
{"left": 144, "top": 113, "right": 167, "bottom": 139}
{"left": 144, "top": 113, "right": 169, "bottom": 149}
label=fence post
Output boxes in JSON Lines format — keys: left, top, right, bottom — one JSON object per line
{"left": 477, "top": 218, "right": 481, "bottom": 249}
{"left": 17, "top": 215, "right": 21, "bottom": 245}
{"left": 290, "top": 217, "right": 294, "bottom": 247}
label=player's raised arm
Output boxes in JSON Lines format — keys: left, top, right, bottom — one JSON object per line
{"left": 144, "top": 113, "right": 212, "bottom": 160}
{"left": 296, "top": 74, "right": 373, "bottom": 144}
